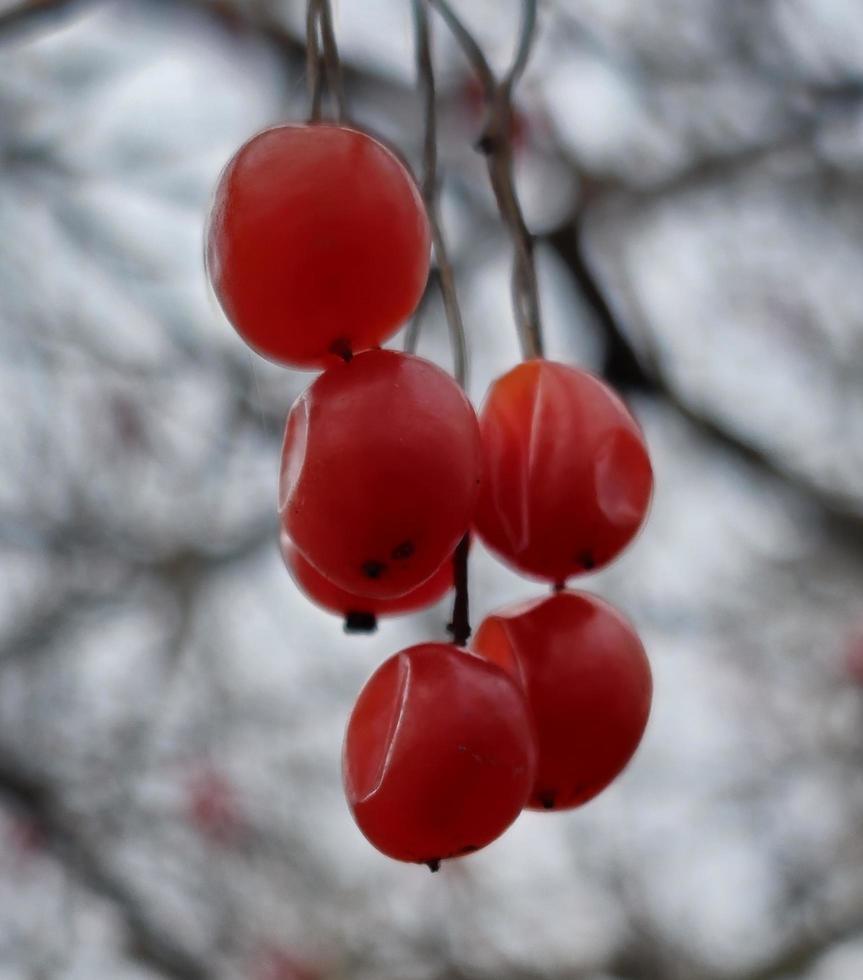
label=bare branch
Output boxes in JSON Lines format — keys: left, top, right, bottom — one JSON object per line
{"left": 0, "top": 753, "right": 209, "bottom": 980}
{"left": 0, "top": 0, "right": 88, "bottom": 42}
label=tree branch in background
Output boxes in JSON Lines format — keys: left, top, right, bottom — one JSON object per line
{"left": 0, "top": 0, "right": 88, "bottom": 42}
{"left": 0, "top": 753, "right": 209, "bottom": 980}
{"left": 544, "top": 218, "right": 863, "bottom": 549}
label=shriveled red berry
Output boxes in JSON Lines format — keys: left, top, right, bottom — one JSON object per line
{"left": 279, "top": 529, "right": 452, "bottom": 628}
{"left": 279, "top": 349, "right": 481, "bottom": 600}
{"left": 343, "top": 643, "right": 536, "bottom": 866}
{"left": 206, "top": 124, "right": 430, "bottom": 368}
{"left": 472, "top": 591, "right": 651, "bottom": 810}
{"left": 474, "top": 359, "right": 652, "bottom": 583}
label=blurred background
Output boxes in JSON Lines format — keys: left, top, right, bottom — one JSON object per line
{"left": 1, "top": 0, "right": 863, "bottom": 977}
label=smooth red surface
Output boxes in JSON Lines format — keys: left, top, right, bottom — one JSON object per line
{"left": 279, "top": 529, "right": 453, "bottom": 618}
{"left": 472, "top": 591, "right": 652, "bottom": 810}
{"left": 279, "top": 349, "right": 481, "bottom": 600}
{"left": 343, "top": 643, "right": 536, "bottom": 865}
{"left": 207, "top": 124, "right": 430, "bottom": 368}
{"left": 474, "top": 359, "right": 653, "bottom": 583}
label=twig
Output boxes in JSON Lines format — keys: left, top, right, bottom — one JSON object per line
{"left": 0, "top": 0, "right": 87, "bottom": 42}
{"left": 430, "top": 0, "right": 544, "bottom": 360}
{"left": 412, "top": 0, "right": 468, "bottom": 387}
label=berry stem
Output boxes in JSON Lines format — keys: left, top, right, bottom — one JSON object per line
{"left": 430, "top": 0, "right": 544, "bottom": 361}
{"left": 411, "top": 0, "right": 468, "bottom": 388}
{"left": 448, "top": 534, "right": 471, "bottom": 647}
{"left": 305, "top": 0, "right": 347, "bottom": 124}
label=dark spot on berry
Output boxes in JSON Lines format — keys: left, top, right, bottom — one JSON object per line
{"left": 538, "top": 792, "right": 556, "bottom": 810}
{"left": 576, "top": 551, "right": 596, "bottom": 571}
{"left": 344, "top": 611, "right": 377, "bottom": 633}
{"left": 361, "top": 560, "right": 386, "bottom": 579}
{"left": 391, "top": 540, "right": 414, "bottom": 561}
{"left": 458, "top": 844, "right": 479, "bottom": 855}
{"left": 425, "top": 859, "right": 441, "bottom": 873}
{"left": 329, "top": 337, "right": 353, "bottom": 362}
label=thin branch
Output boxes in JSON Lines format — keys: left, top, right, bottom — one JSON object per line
{"left": 502, "top": 0, "right": 537, "bottom": 95}
{"left": 0, "top": 0, "right": 87, "bottom": 42}
{"left": 431, "top": 0, "right": 544, "bottom": 360}
{"left": 413, "top": 0, "right": 468, "bottom": 387}
{"left": 427, "top": 0, "right": 495, "bottom": 95}
{"left": 404, "top": 267, "right": 439, "bottom": 355}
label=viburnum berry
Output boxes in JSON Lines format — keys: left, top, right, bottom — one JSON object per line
{"left": 279, "top": 529, "right": 453, "bottom": 630}
{"left": 343, "top": 643, "right": 536, "bottom": 867}
{"left": 206, "top": 124, "right": 431, "bottom": 368}
{"left": 472, "top": 591, "right": 652, "bottom": 810}
{"left": 474, "top": 359, "right": 653, "bottom": 584}
{"left": 184, "top": 767, "right": 245, "bottom": 845}
{"left": 279, "top": 349, "right": 481, "bottom": 600}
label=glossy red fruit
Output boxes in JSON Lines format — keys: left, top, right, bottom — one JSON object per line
{"left": 474, "top": 359, "right": 652, "bottom": 583}
{"left": 279, "top": 529, "right": 453, "bottom": 628}
{"left": 279, "top": 349, "right": 481, "bottom": 600}
{"left": 343, "top": 643, "right": 536, "bottom": 867}
{"left": 472, "top": 591, "right": 651, "bottom": 810}
{"left": 206, "top": 124, "right": 430, "bottom": 368}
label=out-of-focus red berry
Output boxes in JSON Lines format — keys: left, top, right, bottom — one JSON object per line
{"left": 472, "top": 591, "right": 652, "bottom": 810}
{"left": 8, "top": 817, "right": 45, "bottom": 867}
{"left": 474, "top": 359, "right": 653, "bottom": 583}
{"left": 462, "top": 76, "right": 530, "bottom": 154}
{"left": 279, "top": 349, "right": 481, "bottom": 600}
{"left": 844, "top": 624, "right": 863, "bottom": 685}
{"left": 343, "top": 643, "right": 536, "bottom": 866}
{"left": 279, "top": 529, "right": 452, "bottom": 625}
{"left": 255, "top": 947, "right": 322, "bottom": 980}
{"left": 185, "top": 768, "right": 244, "bottom": 845}
{"left": 207, "top": 124, "right": 430, "bottom": 369}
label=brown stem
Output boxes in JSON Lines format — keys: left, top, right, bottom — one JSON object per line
{"left": 431, "top": 0, "right": 544, "bottom": 361}
{"left": 447, "top": 535, "right": 471, "bottom": 647}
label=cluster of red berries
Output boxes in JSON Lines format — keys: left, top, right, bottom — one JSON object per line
{"left": 207, "top": 122, "right": 654, "bottom": 871}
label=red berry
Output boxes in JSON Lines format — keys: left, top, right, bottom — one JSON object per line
{"left": 279, "top": 349, "right": 481, "bottom": 600}
{"left": 255, "top": 948, "right": 321, "bottom": 980}
{"left": 844, "top": 623, "right": 863, "bottom": 686}
{"left": 343, "top": 643, "right": 536, "bottom": 866}
{"left": 474, "top": 360, "right": 653, "bottom": 583}
{"left": 206, "top": 124, "right": 431, "bottom": 368}
{"left": 185, "top": 768, "right": 244, "bottom": 845}
{"left": 472, "top": 591, "right": 651, "bottom": 810}
{"left": 279, "top": 529, "right": 452, "bottom": 627}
